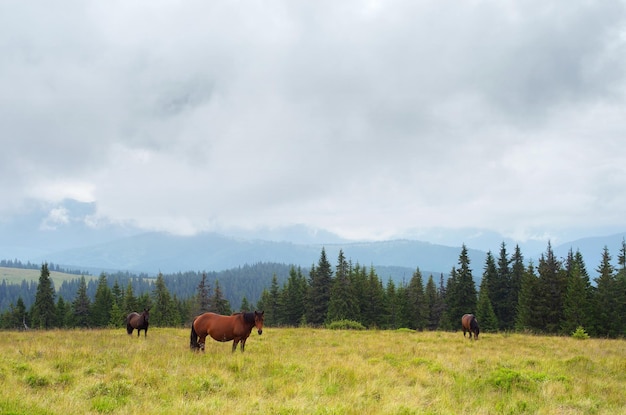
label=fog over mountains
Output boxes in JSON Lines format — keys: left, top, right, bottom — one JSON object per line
{"left": 1, "top": 206, "right": 624, "bottom": 280}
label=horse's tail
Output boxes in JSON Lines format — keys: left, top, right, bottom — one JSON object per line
{"left": 190, "top": 319, "right": 199, "bottom": 349}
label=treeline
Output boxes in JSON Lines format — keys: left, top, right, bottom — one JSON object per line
{"left": 1, "top": 240, "right": 625, "bottom": 338}
{"left": 0, "top": 263, "right": 292, "bottom": 313}
{"left": 0, "top": 259, "right": 88, "bottom": 275}
{"left": 256, "top": 241, "right": 626, "bottom": 337}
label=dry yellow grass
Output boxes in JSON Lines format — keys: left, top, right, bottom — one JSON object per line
{"left": 0, "top": 328, "right": 624, "bottom": 414}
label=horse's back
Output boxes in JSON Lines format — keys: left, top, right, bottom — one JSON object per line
{"left": 461, "top": 314, "right": 474, "bottom": 328}
{"left": 194, "top": 312, "right": 239, "bottom": 341}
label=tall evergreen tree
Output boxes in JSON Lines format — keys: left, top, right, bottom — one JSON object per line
{"left": 123, "top": 281, "right": 138, "bottom": 314}
{"left": 562, "top": 250, "right": 594, "bottom": 335}
{"left": 424, "top": 275, "right": 441, "bottom": 330}
{"left": 210, "top": 280, "right": 231, "bottom": 315}
{"left": 152, "top": 273, "right": 179, "bottom": 326}
{"left": 281, "top": 266, "right": 307, "bottom": 326}
{"left": 481, "top": 251, "right": 499, "bottom": 328}
{"left": 72, "top": 276, "right": 91, "bottom": 327}
{"left": 476, "top": 274, "right": 498, "bottom": 332}
{"left": 594, "top": 247, "right": 619, "bottom": 337}
{"left": 535, "top": 242, "right": 567, "bottom": 333}
{"left": 495, "top": 243, "right": 514, "bottom": 330}
{"left": 508, "top": 245, "right": 525, "bottom": 329}
{"left": 362, "top": 266, "right": 385, "bottom": 328}
{"left": 31, "top": 263, "right": 56, "bottom": 329}
{"left": 384, "top": 279, "right": 400, "bottom": 329}
{"left": 92, "top": 273, "right": 113, "bottom": 327}
{"left": 516, "top": 262, "right": 540, "bottom": 331}
{"left": 440, "top": 268, "right": 458, "bottom": 330}
{"left": 195, "top": 272, "right": 212, "bottom": 316}
{"left": 306, "top": 248, "right": 333, "bottom": 326}
{"left": 265, "top": 274, "right": 282, "bottom": 326}
{"left": 406, "top": 268, "right": 427, "bottom": 330}
{"left": 326, "top": 250, "right": 358, "bottom": 323}
{"left": 443, "top": 245, "right": 477, "bottom": 330}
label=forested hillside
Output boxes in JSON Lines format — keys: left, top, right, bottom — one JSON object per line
{"left": 2, "top": 240, "right": 625, "bottom": 337}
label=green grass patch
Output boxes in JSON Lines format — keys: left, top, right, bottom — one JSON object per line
{"left": 0, "top": 328, "right": 624, "bottom": 414}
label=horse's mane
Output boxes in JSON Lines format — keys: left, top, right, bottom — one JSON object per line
{"left": 242, "top": 312, "right": 255, "bottom": 324}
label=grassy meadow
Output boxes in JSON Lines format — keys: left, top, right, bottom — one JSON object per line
{"left": 0, "top": 327, "right": 624, "bottom": 415}
{"left": 0, "top": 266, "right": 95, "bottom": 286}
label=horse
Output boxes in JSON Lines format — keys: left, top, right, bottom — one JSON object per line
{"left": 462, "top": 313, "right": 479, "bottom": 340}
{"left": 190, "top": 311, "right": 264, "bottom": 353}
{"left": 126, "top": 308, "right": 150, "bottom": 337}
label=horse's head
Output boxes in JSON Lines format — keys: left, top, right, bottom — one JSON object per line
{"left": 143, "top": 308, "right": 150, "bottom": 322}
{"left": 254, "top": 310, "right": 265, "bottom": 335}
{"left": 471, "top": 317, "right": 479, "bottom": 339}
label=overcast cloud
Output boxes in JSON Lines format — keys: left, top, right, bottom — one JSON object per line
{"left": 2, "top": 0, "right": 626, "bottom": 245}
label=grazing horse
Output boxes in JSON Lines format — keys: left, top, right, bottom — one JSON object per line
{"left": 126, "top": 308, "right": 150, "bottom": 337}
{"left": 190, "top": 311, "right": 264, "bottom": 353}
{"left": 462, "top": 313, "right": 480, "bottom": 340}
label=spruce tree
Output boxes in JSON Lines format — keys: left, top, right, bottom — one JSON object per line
{"left": 326, "top": 250, "right": 358, "bottom": 324}
{"left": 195, "top": 272, "right": 212, "bottom": 315}
{"left": 476, "top": 274, "right": 498, "bottom": 332}
{"left": 481, "top": 252, "right": 499, "bottom": 328}
{"left": 424, "top": 275, "right": 441, "bottom": 330}
{"left": 210, "top": 280, "right": 231, "bottom": 315}
{"left": 515, "top": 262, "right": 540, "bottom": 331}
{"left": 362, "top": 266, "right": 385, "bottom": 328}
{"left": 594, "top": 247, "right": 618, "bottom": 337}
{"left": 31, "top": 263, "right": 56, "bottom": 329}
{"left": 406, "top": 268, "right": 427, "bottom": 330}
{"left": 152, "top": 273, "right": 179, "bottom": 326}
{"left": 562, "top": 250, "right": 594, "bottom": 335}
{"left": 495, "top": 243, "right": 514, "bottom": 330}
{"left": 72, "top": 276, "right": 91, "bottom": 328}
{"left": 92, "top": 273, "right": 113, "bottom": 327}
{"left": 123, "top": 281, "right": 138, "bottom": 314}
{"left": 535, "top": 242, "right": 567, "bottom": 333}
{"left": 509, "top": 245, "right": 525, "bottom": 329}
{"left": 282, "top": 266, "right": 307, "bottom": 326}
{"left": 306, "top": 248, "right": 333, "bottom": 326}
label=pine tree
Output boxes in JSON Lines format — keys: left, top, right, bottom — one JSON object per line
{"left": 516, "top": 262, "right": 540, "bottom": 332}
{"left": 123, "top": 281, "right": 138, "bottom": 314}
{"left": 195, "top": 272, "right": 212, "bottom": 316}
{"left": 481, "top": 251, "right": 499, "bottom": 328}
{"left": 495, "top": 243, "right": 514, "bottom": 330}
{"left": 508, "top": 245, "right": 525, "bottom": 329}
{"left": 326, "top": 250, "right": 358, "bottom": 324}
{"left": 240, "top": 296, "right": 251, "bottom": 312}
{"left": 306, "top": 248, "right": 333, "bottom": 326}
{"left": 281, "top": 266, "right": 307, "bottom": 326}
{"left": 56, "top": 296, "right": 72, "bottom": 328}
{"left": 594, "top": 246, "right": 618, "bottom": 337}
{"left": 384, "top": 279, "right": 399, "bottom": 329}
{"left": 92, "top": 273, "right": 113, "bottom": 327}
{"left": 535, "top": 242, "right": 567, "bottom": 333}
{"left": 265, "top": 274, "right": 282, "bottom": 326}
{"left": 31, "top": 263, "right": 56, "bottom": 329}
{"left": 476, "top": 274, "right": 498, "bottom": 332}
{"left": 72, "top": 276, "right": 91, "bottom": 328}
{"left": 152, "top": 273, "right": 179, "bottom": 326}
{"left": 406, "top": 268, "right": 427, "bottom": 330}
{"left": 424, "top": 275, "right": 441, "bottom": 330}
{"left": 210, "top": 280, "right": 231, "bottom": 315}
{"left": 362, "top": 266, "right": 385, "bottom": 328}
{"left": 562, "top": 250, "right": 594, "bottom": 335}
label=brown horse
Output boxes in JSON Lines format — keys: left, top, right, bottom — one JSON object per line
{"left": 126, "top": 308, "right": 150, "bottom": 337}
{"left": 190, "top": 311, "right": 264, "bottom": 353}
{"left": 462, "top": 313, "right": 479, "bottom": 340}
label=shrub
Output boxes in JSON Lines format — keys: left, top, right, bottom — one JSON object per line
{"left": 571, "top": 326, "right": 589, "bottom": 340}
{"left": 326, "top": 320, "right": 366, "bottom": 330}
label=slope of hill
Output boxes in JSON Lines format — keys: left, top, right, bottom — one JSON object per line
{"left": 32, "top": 232, "right": 487, "bottom": 276}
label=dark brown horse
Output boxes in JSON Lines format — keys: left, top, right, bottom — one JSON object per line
{"left": 462, "top": 313, "right": 479, "bottom": 340}
{"left": 126, "top": 308, "right": 150, "bottom": 337}
{"left": 190, "top": 311, "right": 264, "bottom": 353}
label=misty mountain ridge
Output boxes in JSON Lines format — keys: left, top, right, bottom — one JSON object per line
{"left": 0, "top": 200, "right": 624, "bottom": 279}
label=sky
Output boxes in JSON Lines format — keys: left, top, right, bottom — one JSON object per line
{"left": 2, "top": 0, "right": 626, "bottom": 249}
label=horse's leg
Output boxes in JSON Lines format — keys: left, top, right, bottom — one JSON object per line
{"left": 144, "top": 327, "right": 148, "bottom": 338}
{"left": 198, "top": 335, "right": 206, "bottom": 352}
{"left": 240, "top": 338, "right": 247, "bottom": 353}
{"left": 232, "top": 339, "right": 240, "bottom": 353}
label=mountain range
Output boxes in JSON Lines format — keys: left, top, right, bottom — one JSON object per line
{"left": 0, "top": 201, "right": 624, "bottom": 279}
